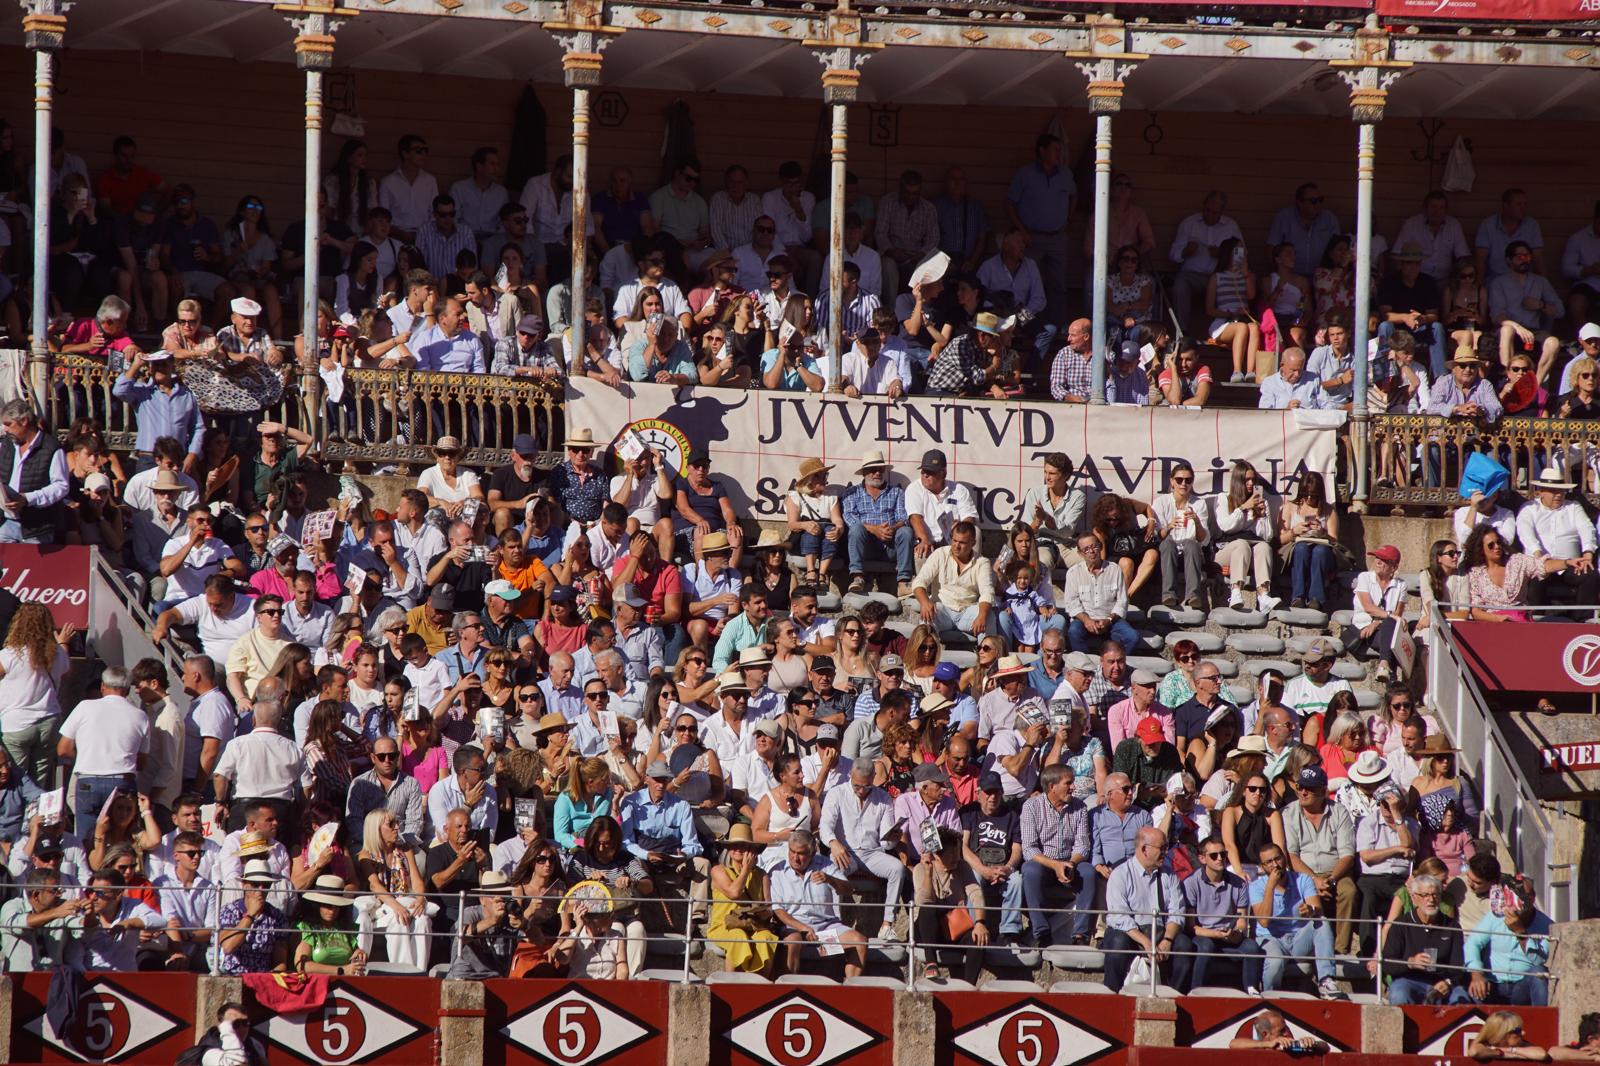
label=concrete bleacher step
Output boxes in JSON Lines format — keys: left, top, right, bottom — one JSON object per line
{"left": 1330, "top": 609, "right": 1356, "bottom": 629}
{"left": 1042, "top": 945, "right": 1105, "bottom": 971}
{"left": 777, "top": 974, "right": 840, "bottom": 985}
{"left": 1051, "top": 980, "right": 1113, "bottom": 994}
{"left": 1227, "top": 632, "right": 1286, "bottom": 655}
{"left": 817, "top": 593, "right": 843, "bottom": 613}
{"left": 1147, "top": 604, "right": 1206, "bottom": 627}
{"left": 842, "top": 592, "right": 904, "bottom": 616}
{"left": 844, "top": 975, "right": 906, "bottom": 989}
{"left": 1330, "top": 661, "right": 1367, "bottom": 681}
{"left": 1226, "top": 682, "right": 1255, "bottom": 704}
{"left": 1210, "top": 607, "right": 1269, "bottom": 628}
{"left": 1286, "top": 634, "right": 1345, "bottom": 656}
{"left": 1241, "top": 658, "right": 1303, "bottom": 678}
{"left": 1188, "top": 987, "right": 1252, "bottom": 998}
{"left": 1136, "top": 634, "right": 1165, "bottom": 653}
{"left": 1271, "top": 607, "right": 1329, "bottom": 627}
{"left": 638, "top": 967, "right": 700, "bottom": 982}
{"left": 983, "top": 944, "right": 1042, "bottom": 970}
{"left": 943, "top": 650, "right": 977, "bottom": 670}
{"left": 707, "top": 971, "right": 771, "bottom": 984}
{"left": 984, "top": 978, "right": 1046, "bottom": 993}
{"left": 1163, "top": 630, "right": 1224, "bottom": 652}
{"left": 1202, "top": 658, "right": 1238, "bottom": 679}
{"left": 1127, "top": 655, "right": 1174, "bottom": 675}
{"left": 1354, "top": 690, "right": 1382, "bottom": 710}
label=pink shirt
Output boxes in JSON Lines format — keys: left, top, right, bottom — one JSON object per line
{"left": 402, "top": 742, "right": 450, "bottom": 795}
{"left": 250, "top": 563, "right": 342, "bottom": 602}
{"left": 1105, "top": 697, "right": 1175, "bottom": 750}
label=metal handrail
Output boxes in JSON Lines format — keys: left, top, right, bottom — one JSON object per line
{"left": 1429, "top": 603, "right": 1572, "bottom": 923}
{"left": 1367, "top": 410, "right": 1600, "bottom": 511}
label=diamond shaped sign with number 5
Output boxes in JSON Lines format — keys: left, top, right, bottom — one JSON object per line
{"left": 502, "top": 984, "right": 658, "bottom": 1066}
{"left": 24, "top": 979, "right": 184, "bottom": 1063}
{"left": 263, "top": 984, "right": 427, "bottom": 1063}
{"left": 953, "top": 999, "right": 1117, "bottom": 1066}
{"left": 724, "top": 991, "right": 884, "bottom": 1066}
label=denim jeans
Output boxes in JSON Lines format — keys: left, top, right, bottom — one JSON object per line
{"left": 75, "top": 773, "right": 138, "bottom": 832}
{"left": 973, "top": 868, "right": 1026, "bottom": 936}
{"left": 1067, "top": 617, "right": 1143, "bottom": 655}
{"left": 0, "top": 518, "right": 39, "bottom": 544}
{"left": 932, "top": 603, "right": 996, "bottom": 641}
{"left": 1021, "top": 858, "right": 1096, "bottom": 943}
{"left": 1101, "top": 928, "right": 1196, "bottom": 993}
{"left": 794, "top": 524, "right": 839, "bottom": 562}
{"left": 1484, "top": 975, "right": 1549, "bottom": 1006}
{"left": 1289, "top": 543, "right": 1335, "bottom": 604}
{"left": 1260, "top": 921, "right": 1335, "bottom": 989}
{"left": 1389, "top": 975, "right": 1474, "bottom": 1005}
{"left": 846, "top": 522, "right": 914, "bottom": 582}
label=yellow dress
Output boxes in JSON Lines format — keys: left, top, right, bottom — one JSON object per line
{"left": 706, "top": 862, "right": 779, "bottom": 973}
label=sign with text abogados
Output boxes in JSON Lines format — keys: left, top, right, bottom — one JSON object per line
{"left": 0, "top": 544, "right": 90, "bottom": 628}
{"left": 713, "top": 985, "right": 890, "bottom": 1066}
{"left": 12, "top": 972, "right": 196, "bottom": 1063}
{"left": 942, "top": 991, "right": 1132, "bottom": 1066}
{"left": 257, "top": 978, "right": 436, "bottom": 1064}
{"left": 487, "top": 979, "right": 666, "bottom": 1066}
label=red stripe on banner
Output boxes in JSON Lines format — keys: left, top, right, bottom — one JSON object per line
{"left": 1376, "top": 0, "right": 1595, "bottom": 18}
{"left": 1146, "top": 407, "right": 1158, "bottom": 503}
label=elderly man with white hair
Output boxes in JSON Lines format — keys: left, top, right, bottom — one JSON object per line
{"left": 1258, "top": 348, "right": 1330, "bottom": 411}
{"left": 211, "top": 698, "right": 309, "bottom": 832}
{"left": 1381, "top": 872, "right": 1471, "bottom": 1004}
{"left": 0, "top": 398, "right": 70, "bottom": 545}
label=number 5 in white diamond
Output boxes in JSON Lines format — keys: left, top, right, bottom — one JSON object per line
{"left": 724, "top": 992, "right": 884, "bottom": 1066}
{"left": 502, "top": 985, "right": 657, "bottom": 1066}
{"left": 953, "top": 999, "right": 1117, "bottom": 1066}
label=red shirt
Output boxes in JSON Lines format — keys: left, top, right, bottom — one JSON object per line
{"left": 94, "top": 165, "right": 163, "bottom": 217}
{"left": 612, "top": 555, "right": 683, "bottom": 613}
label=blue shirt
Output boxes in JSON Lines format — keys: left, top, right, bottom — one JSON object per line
{"left": 1090, "top": 805, "right": 1152, "bottom": 867}
{"left": 1104, "top": 858, "right": 1183, "bottom": 933}
{"left": 1474, "top": 214, "right": 1544, "bottom": 281}
{"left": 111, "top": 376, "right": 205, "bottom": 455}
{"left": 437, "top": 644, "right": 488, "bottom": 685}
{"left": 1007, "top": 162, "right": 1076, "bottom": 233}
{"left": 411, "top": 324, "right": 487, "bottom": 373}
{"left": 427, "top": 772, "right": 499, "bottom": 839}
{"left": 626, "top": 337, "right": 696, "bottom": 383}
{"left": 1258, "top": 373, "right": 1329, "bottom": 411}
{"left": 1248, "top": 871, "right": 1322, "bottom": 939}
{"left": 1267, "top": 207, "right": 1342, "bottom": 275}
{"left": 619, "top": 787, "right": 703, "bottom": 859}
{"left": 0, "top": 770, "right": 43, "bottom": 842}
{"left": 1105, "top": 367, "right": 1150, "bottom": 406}
{"left": 841, "top": 483, "right": 907, "bottom": 528}
{"left": 760, "top": 347, "right": 821, "bottom": 391}
{"left": 1466, "top": 910, "right": 1552, "bottom": 985}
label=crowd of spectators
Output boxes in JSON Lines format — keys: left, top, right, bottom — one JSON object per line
{"left": 0, "top": 130, "right": 1560, "bottom": 998}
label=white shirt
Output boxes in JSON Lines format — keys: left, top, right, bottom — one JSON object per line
{"left": 0, "top": 644, "right": 68, "bottom": 733}
{"left": 416, "top": 465, "right": 481, "bottom": 504}
{"left": 1352, "top": 571, "right": 1407, "bottom": 629}
{"left": 610, "top": 472, "right": 666, "bottom": 525}
{"left": 904, "top": 479, "right": 979, "bottom": 547}
{"left": 839, "top": 346, "right": 903, "bottom": 396}
{"left": 1394, "top": 213, "right": 1470, "bottom": 280}
{"left": 1453, "top": 504, "right": 1517, "bottom": 550}
{"left": 394, "top": 519, "right": 448, "bottom": 574}
{"left": 60, "top": 694, "right": 151, "bottom": 776}
{"left": 1151, "top": 494, "right": 1212, "bottom": 544}
{"left": 377, "top": 166, "right": 440, "bottom": 235}
{"left": 124, "top": 466, "right": 200, "bottom": 517}
{"left": 800, "top": 751, "right": 852, "bottom": 794}
{"left": 146, "top": 829, "right": 223, "bottom": 883}
{"left": 1517, "top": 500, "right": 1597, "bottom": 561}
{"left": 174, "top": 593, "right": 257, "bottom": 669}
{"left": 612, "top": 277, "right": 690, "bottom": 324}
{"left": 1562, "top": 224, "right": 1600, "bottom": 291}
{"left": 1062, "top": 561, "right": 1128, "bottom": 621}
{"left": 818, "top": 783, "right": 896, "bottom": 856}
{"left": 733, "top": 241, "right": 786, "bottom": 292}
{"left": 820, "top": 244, "right": 884, "bottom": 299}
{"left": 1282, "top": 675, "right": 1352, "bottom": 721}
{"left": 1169, "top": 212, "right": 1244, "bottom": 274}
{"left": 404, "top": 658, "right": 451, "bottom": 715}
{"left": 976, "top": 254, "right": 1047, "bottom": 316}
{"left": 212, "top": 727, "right": 311, "bottom": 801}
{"left": 447, "top": 177, "right": 509, "bottom": 241}
{"left": 699, "top": 710, "right": 759, "bottom": 765}
{"left": 160, "top": 535, "right": 234, "bottom": 599}
{"left": 561, "top": 521, "right": 629, "bottom": 573}
{"left": 761, "top": 187, "right": 817, "bottom": 247}
{"left": 185, "top": 688, "right": 237, "bottom": 783}
{"left": 730, "top": 751, "right": 778, "bottom": 807}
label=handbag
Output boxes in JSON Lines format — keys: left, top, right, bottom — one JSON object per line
{"left": 946, "top": 905, "right": 976, "bottom": 942}
{"left": 509, "top": 939, "right": 559, "bottom": 979}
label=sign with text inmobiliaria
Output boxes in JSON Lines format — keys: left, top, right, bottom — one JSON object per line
{"left": 567, "top": 379, "right": 1343, "bottom": 531}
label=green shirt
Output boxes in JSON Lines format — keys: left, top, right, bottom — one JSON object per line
{"left": 648, "top": 185, "right": 709, "bottom": 244}
{"left": 254, "top": 447, "right": 302, "bottom": 504}
{"left": 296, "top": 921, "right": 358, "bottom": 967}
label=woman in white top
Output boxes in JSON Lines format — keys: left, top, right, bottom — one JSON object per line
{"left": 750, "top": 753, "right": 818, "bottom": 872}
{"left": 1263, "top": 242, "right": 1309, "bottom": 352}
{"left": 1213, "top": 461, "right": 1280, "bottom": 613}
{"left": 1415, "top": 539, "right": 1468, "bottom": 649}
{"left": 1152, "top": 461, "right": 1211, "bottom": 610}
{"left": 766, "top": 618, "right": 809, "bottom": 695}
{"left": 1205, "top": 237, "right": 1260, "bottom": 383}
{"left": 0, "top": 605, "right": 74, "bottom": 783}
{"left": 1347, "top": 545, "right": 1409, "bottom": 683}
{"left": 784, "top": 458, "right": 843, "bottom": 588}
{"left": 415, "top": 437, "right": 484, "bottom": 519}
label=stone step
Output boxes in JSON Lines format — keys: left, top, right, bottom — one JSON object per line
{"left": 1355, "top": 689, "right": 1383, "bottom": 710}
{"left": 1162, "top": 630, "right": 1224, "bottom": 652}
{"left": 1136, "top": 634, "right": 1165, "bottom": 653}
{"left": 817, "top": 592, "right": 843, "bottom": 613}
{"left": 1202, "top": 658, "right": 1239, "bottom": 679}
{"left": 1226, "top": 682, "right": 1255, "bottom": 704}
{"left": 1227, "top": 633, "right": 1286, "bottom": 656}
{"left": 842, "top": 592, "right": 905, "bottom": 615}
{"left": 1042, "top": 945, "right": 1105, "bottom": 972}
{"left": 1209, "top": 607, "right": 1269, "bottom": 628}
{"left": 1330, "top": 609, "right": 1356, "bottom": 629}
{"left": 1241, "top": 658, "right": 1304, "bottom": 678}
{"left": 1127, "top": 655, "right": 1174, "bottom": 676}
{"left": 1286, "top": 634, "right": 1346, "bottom": 656}
{"left": 943, "top": 650, "right": 977, "bottom": 670}
{"left": 1330, "top": 661, "right": 1367, "bottom": 681}
{"left": 1147, "top": 604, "right": 1206, "bottom": 627}
{"left": 1271, "top": 607, "right": 1329, "bottom": 627}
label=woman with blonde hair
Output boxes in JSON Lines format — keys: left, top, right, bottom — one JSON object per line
{"left": 1469, "top": 1011, "right": 1548, "bottom": 1061}
{"left": 315, "top": 613, "right": 367, "bottom": 669}
{"left": 0, "top": 603, "right": 74, "bottom": 782}
{"left": 354, "top": 808, "right": 436, "bottom": 971}
{"left": 961, "top": 634, "right": 1008, "bottom": 696}
{"left": 904, "top": 624, "right": 944, "bottom": 696}
{"left": 1214, "top": 460, "right": 1280, "bottom": 612}
{"left": 672, "top": 645, "right": 718, "bottom": 715}
{"left": 553, "top": 757, "right": 613, "bottom": 851}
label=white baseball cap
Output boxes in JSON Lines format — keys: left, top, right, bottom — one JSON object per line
{"left": 1581, "top": 322, "right": 1600, "bottom": 343}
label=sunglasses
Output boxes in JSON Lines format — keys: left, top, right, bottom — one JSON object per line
{"left": 174, "top": 849, "right": 202, "bottom": 857}
{"left": 1243, "top": 785, "right": 1266, "bottom": 794}
{"left": 675, "top": 724, "right": 696, "bottom": 732}
{"left": 1204, "top": 851, "right": 1227, "bottom": 860}
{"left": 535, "top": 855, "right": 556, "bottom": 863}
{"left": 1172, "top": 476, "right": 1193, "bottom": 484}
{"left": 517, "top": 693, "right": 540, "bottom": 702}
{"left": 373, "top": 752, "right": 399, "bottom": 761}
{"left": 1176, "top": 654, "right": 1198, "bottom": 663}
{"left": 687, "top": 657, "right": 707, "bottom": 665}
{"left": 1439, "top": 548, "right": 1460, "bottom": 557}
{"left": 246, "top": 525, "right": 267, "bottom": 533}
{"left": 586, "top": 692, "right": 609, "bottom": 701}
{"left": 257, "top": 608, "right": 283, "bottom": 617}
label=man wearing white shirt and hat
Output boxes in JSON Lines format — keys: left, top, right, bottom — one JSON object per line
{"left": 1515, "top": 465, "right": 1599, "bottom": 609}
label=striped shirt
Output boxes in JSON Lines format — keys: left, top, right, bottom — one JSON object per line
{"left": 1019, "top": 791, "right": 1090, "bottom": 862}
{"left": 813, "top": 290, "right": 880, "bottom": 341}
{"left": 414, "top": 221, "right": 477, "bottom": 279}
{"left": 841, "top": 482, "right": 906, "bottom": 527}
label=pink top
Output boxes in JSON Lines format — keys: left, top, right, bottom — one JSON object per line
{"left": 1423, "top": 828, "right": 1476, "bottom": 877}
{"left": 1105, "top": 697, "right": 1175, "bottom": 750}
{"left": 402, "top": 741, "right": 450, "bottom": 794}
{"left": 1466, "top": 553, "right": 1543, "bottom": 613}
{"left": 250, "top": 562, "right": 342, "bottom": 602}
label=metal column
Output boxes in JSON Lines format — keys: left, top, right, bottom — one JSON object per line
{"left": 826, "top": 101, "right": 846, "bottom": 390}
{"left": 568, "top": 84, "right": 590, "bottom": 366}
{"left": 21, "top": 2, "right": 65, "bottom": 415}
{"left": 1088, "top": 111, "right": 1112, "bottom": 405}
